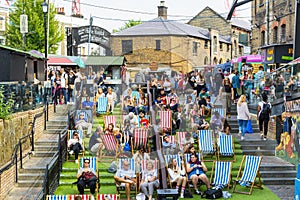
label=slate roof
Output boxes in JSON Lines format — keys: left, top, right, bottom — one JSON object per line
{"left": 112, "top": 17, "right": 210, "bottom": 40}
{"left": 231, "top": 18, "right": 251, "bottom": 31}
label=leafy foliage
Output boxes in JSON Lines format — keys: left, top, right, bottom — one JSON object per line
{"left": 5, "top": 0, "right": 64, "bottom": 53}
{"left": 112, "top": 19, "right": 142, "bottom": 33}
{"left": 0, "top": 86, "right": 14, "bottom": 119}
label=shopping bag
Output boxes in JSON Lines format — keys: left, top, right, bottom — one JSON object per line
{"left": 245, "top": 120, "right": 253, "bottom": 134}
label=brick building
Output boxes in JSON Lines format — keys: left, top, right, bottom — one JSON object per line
{"left": 251, "top": 0, "right": 295, "bottom": 67}
{"left": 110, "top": 1, "right": 241, "bottom": 74}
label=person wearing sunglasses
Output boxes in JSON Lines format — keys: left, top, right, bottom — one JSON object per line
{"left": 77, "top": 158, "right": 98, "bottom": 197}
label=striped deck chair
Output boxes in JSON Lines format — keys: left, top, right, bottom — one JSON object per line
{"left": 46, "top": 195, "right": 68, "bottom": 200}
{"left": 212, "top": 108, "right": 226, "bottom": 118}
{"left": 217, "top": 134, "right": 235, "bottom": 162}
{"left": 104, "top": 115, "right": 116, "bottom": 129}
{"left": 177, "top": 132, "right": 186, "bottom": 151}
{"left": 198, "top": 130, "right": 216, "bottom": 161}
{"left": 160, "top": 111, "right": 172, "bottom": 132}
{"left": 97, "top": 194, "right": 120, "bottom": 200}
{"left": 70, "top": 194, "right": 90, "bottom": 200}
{"left": 97, "top": 97, "right": 108, "bottom": 114}
{"left": 78, "top": 157, "right": 99, "bottom": 193}
{"left": 160, "top": 135, "right": 176, "bottom": 154}
{"left": 100, "top": 134, "right": 120, "bottom": 160}
{"left": 131, "top": 91, "right": 140, "bottom": 105}
{"left": 116, "top": 158, "right": 137, "bottom": 195}
{"left": 164, "top": 154, "right": 184, "bottom": 188}
{"left": 133, "top": 128, "right": 148, "bottom": 152}
{"left": 67, "top": 130, "right": 84, "bottom": 161}
{"left": 233, "top": 155, "right": 263, "bottom": 195}
{"left": 184, "top": 153, "right": 204, "bottom": 190}
{"left": 210, "top": 161, "right": 232, "bottom": 190}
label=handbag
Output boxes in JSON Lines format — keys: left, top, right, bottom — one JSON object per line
{"left": 245, "top": 119, "right": 253, "bottom": 134}
{"left": 201, "top": 188, "right": 222, "bottom": 199}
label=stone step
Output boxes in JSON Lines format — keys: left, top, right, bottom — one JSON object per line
{"left": 35, "top": 140, "right": 58, "bottom": 146}
{"left": 45, "top": 129, "right": 66, "bottom": 134}
{"left": 46, "top": 124, "right": 67, "bottom": 129}
{"left": 242, "top": 149, "right": 275, "bottom": 156}
{"left": 260, "top": 170, "right": 297, "bottom": 178}
{"left": 32, "top": 151, "right": 57, "bottom": 157}
{"left": 17, "top": 180, "right": 44, "bottom": 187}
{"left": 241, "top": 144, "right": 276, "bottom": 150}
{"left": 262, "top": 177, "right": 295, "bottom": 185}
{"left": 47, "top": 120, "right": 68, "bottom": 126}
{"left": 34, "top": 145, "right": 58, "bottom": 151}
{"left": 19, "top": 167, "right": 45, "bottom": 174}
{"left": 4, "top": 187, "right": 43, "bottom": 200}
{"left": 239, "top": 139, "right": 277, "bottom": 146}
{"left": 260, "top": 164, "right": 296, "bottom": 171}
{"left": 230, "top": 124, "right": 259, "bottom": 129}
{"left": 18, "top": 173, "right": 45, "bottom": 181}
{"left": 231, "top": 128, "right": 260, "bottom": 133}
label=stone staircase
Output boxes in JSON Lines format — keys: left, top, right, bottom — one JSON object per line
{"left": 5, "top": 105, "right": 71, "bottom": 200}
{"left": 228, "top": 103, "right": 296, "bottom": 187}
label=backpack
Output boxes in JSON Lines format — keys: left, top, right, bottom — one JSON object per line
{"left": 259, "top": 102, "right": 271, "bottom": 120}
{"left": 201, "top": 189, "right": 223, "bottom": 199}
{"left": 184, "top": 189, "right": 193, "bottom": 198}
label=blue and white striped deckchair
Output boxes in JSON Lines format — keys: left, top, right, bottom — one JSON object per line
{"left": 46, "top": 195, "right": 68, "bottom": 200}
{"left": 218, "top": 134, "right": 235, "bottom": 161}
{"left": 97, "top": 97, "right": 108, "bottom": 114}
{"left": 210, "top": 161, "right": 232, "bottom": 189}
{"left": 233, "top": 155, "right": 263, "bottom": 195}
{"left": 212, "top": 108, "right": 226, "bottom": 118}
{"left": 78, "top": 157, "right": 99, "bottom": 193}
{"left": 118, "top": 158, "right": 135, "bottom": 171}
{"left": 184, "top": 153, "right": 201, "bottom": 164}
{"left": 198, "top": 130, "right": 216, "bottom": 160}
{"left": 116, "top": 158, "right": 137, "bottom": 195}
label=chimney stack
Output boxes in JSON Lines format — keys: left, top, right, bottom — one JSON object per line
{"left": 158, "top": 1, "right": 168, "bottom": 20}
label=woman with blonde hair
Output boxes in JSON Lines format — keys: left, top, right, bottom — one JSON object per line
{"left": 237, "top": 95, "right": 251, "bottom": 140}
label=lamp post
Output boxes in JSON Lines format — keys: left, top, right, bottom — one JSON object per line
{"left": 42, "top": 1, "right": 48, "bottom": 81}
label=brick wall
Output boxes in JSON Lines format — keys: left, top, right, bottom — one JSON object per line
{"left": 0, "top": 165, "right": 15, "bottom": 200}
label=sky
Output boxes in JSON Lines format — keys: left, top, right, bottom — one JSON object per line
{"left": 54, "top": 0, "right": 252, "bottom": 32}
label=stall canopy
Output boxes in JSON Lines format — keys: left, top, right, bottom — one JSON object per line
{"left": 84, "top": 56, "right": 126, "bottom": 66}
{"left": 288, "top": 57, "right": 300, "bottom": 65}
{"left": 48, "top": 55, "right": 85, "bottom": 68}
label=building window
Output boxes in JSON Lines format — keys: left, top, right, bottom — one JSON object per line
{"left": 204, "top": 40, "right": 208, "bottom": 48}
{"left": 213, "top": 36, "right": 217, "bottom": 53}
{"left": 261, "top": 31, "right": 265, "bottom": 46}
{"left": 219, "top": 42, "right": 223, "bottom": 51}
{"left": 204, "top": 56, "right": 208, "bottom": 65}
{"left": 234, "top": 40, "right": 237, "bottom": 56}
{"left": 239, "top": 46, "right": 242, "bottom": 54}
{"left": 227, "top": 44, "right": 230, "bottom": 52}
{"left": 155, "top": 40, "right": 161, "bottom": 50}
{"left": 280, "top": 24, "right": 286, "bottom": 42}
{"left": 273, "top": 26, "right": 278, "bottom": 44}
{"left": 193, "top": 42, "right": 198, "bottom": 56}
{"left": 122, "top": 40, "right": 133, "bottom": 54}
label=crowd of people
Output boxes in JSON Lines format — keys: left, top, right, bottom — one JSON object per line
{"left": 69, "top": 64, "right": 294, "bottom": 199}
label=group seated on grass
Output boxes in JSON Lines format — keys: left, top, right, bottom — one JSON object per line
{"left": 60, "top": 85, "right": 266, "bottom": 200}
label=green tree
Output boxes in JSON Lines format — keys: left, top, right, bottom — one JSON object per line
{"left": 5, "top": 0, "right": 64, "bottom": 53}
{"left": 112, "top": 19, "right": 142, "bottom": 33}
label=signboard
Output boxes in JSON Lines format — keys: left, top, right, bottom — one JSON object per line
{"left": 262, "top": 44, "right": 293, "bottom": 64}
{"left": 20, "top": 14, "right": 28, "bottom": 34}
{"left": 72, "top": 26, "right": 110, "bottom": 48}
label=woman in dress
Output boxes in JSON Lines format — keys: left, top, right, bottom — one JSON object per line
{"left": 167, "top": 157, "right": 187, "bottom": 198}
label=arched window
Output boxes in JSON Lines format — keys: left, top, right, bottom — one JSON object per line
{"left": 280, "top": 24, "right": 286, "bottom": 42}
{"left": 261, "top": 31, "right": 265, "bottom": 46}
{"left": 273, "top": 26, "right": 278, "bottom": 44}
{"left": 204, "top": 56, "right": 208, "bottom": 65}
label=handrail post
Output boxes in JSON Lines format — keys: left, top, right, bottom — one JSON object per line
{"left": 46, "top": 101, "right": 49, "bottom": 121}
{"left": 44, "top": 107, "right": 47, "bottom": 130}
{"left": 15, "top": 153, "right": 18, "bottom": 182}
{"left": 32, "top": 120, "right": 35, "bottom": 152}
{"left": 19, "top": 140, "right": 23, "bottom": 169}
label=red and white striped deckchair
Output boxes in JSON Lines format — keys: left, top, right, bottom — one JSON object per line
{"left": 70, "top": 194, "right": 90, "bottom": 200}
{"left": 141, "top": 159, "right": 158, "bottom": 172}
{"left": 160, "top": 111, "right": 172, "bottom": 131}
{"left": 133, "top": 128, "right": 148, "bottom": 152}
{"left": 100, "top": 134, "right": 119, "bottom": 160}
{"left": 98, "top": 194, "right": 120, "bottom": 200}
{"left": 177, "top": 132, "right": 186, "bottom": 150}
{"left": 104, "top": 115, "right": 116, "bottom": 129}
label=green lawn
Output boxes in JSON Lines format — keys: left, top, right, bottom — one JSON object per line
{"left": 54, "top": 105, "right": 280, "bottom": 200}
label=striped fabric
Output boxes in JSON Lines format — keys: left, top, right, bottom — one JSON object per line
{"left": 218, "top": 134, "right": 234, "bottom": 156}
{"left": 177, "top": 132, "right": 186, "bottom": 150}
{"left": 212, "top": 161, "right": 232, "bottom": 188}
{"left": 69, "top": 130, "right": 83, "bottom": 139}
{"left": 47, "top": 195, "right": 68, "bottom": 200}
{"left": 104, "top": 115, "right": 116, "bottom": 128}
{"left": 160, "top": 111, "right": 172, "bottom": 129}
{"left": 98, "top": 194, "right": 120, "bottom": 200}
{"left": 198, "top": 130, "right": 215, "bottom": 154}
{"left": 184, "top": 153, "right": 201, "bottom": 163}
{"left": 141, "top": 159, "right": 158, "bottom": 171}
{"left": 166, "top": 96, "right": 178, "bottom": 104}
{"left": 101, "top": 134, "right": 117, "bottom": 154}
{"left": 133, "top": 128, "right": 148, "bottom": 149}
{"left": 240, "top": 155, "right": 262, "bottom": 183}
{"left": 118, "top": 158, "right": 135, "bottom": 171}
{"left": 97, "top": 97, "right": 108, "bottom": 114}
{"left": 161, "top": 135, "right": 175, "bottom": 144}
{"left": 70, "top": 194, "right": 90, "bottom": 200}
{"left": 79, "top": 157, "right": 98, "bottom": 172}
{"left": 77, "top": 110, "right": 89, "bottom": 121}
{"left": 164, "top": 154, "right": 182, "bottom": 168}
{"left": 137, "top": 115, "right": 149, "bottom": 127}
{"left": 212, "top": 108, "right": 225, "bottom": 117}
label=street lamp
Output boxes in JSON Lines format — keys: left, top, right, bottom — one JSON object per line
{"left": 42, "top": 1, "right": 48, "bottom": 81}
